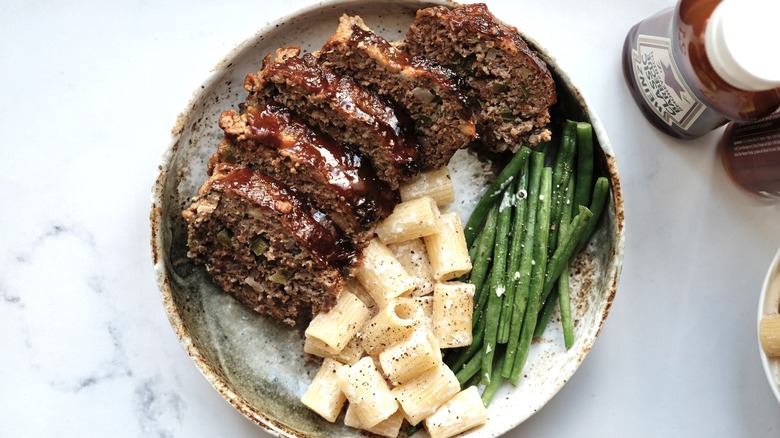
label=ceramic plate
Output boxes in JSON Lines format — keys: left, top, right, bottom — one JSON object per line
{"left": 758, "top": 246, "right": 780, "bottom": 405}
{"left": 150, "top": 1, "right": 625, "bottom": 436}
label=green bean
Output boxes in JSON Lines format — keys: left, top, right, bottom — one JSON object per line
{"left": 481, "top": 187, "right": 514, "bottom": 385}
{"left": 540, "top": 205, "right": 594, "bottom": 305}
{"left": 573, "top": 122, "right": 594, "bottom": 209}
{"left": 575, "top": 176, "right": 610, "bottom": 254}
{"left": 509, "top": 167, "right": 552, "bottom": 385}
{"left": 455, "top": 350, "right": 482, "bottom": 388}
{"left": 501, "top": 152, "right": 544, "bottom": 378}
{"left": 536, "top": 174, "right": 576, "bottom": 338}
{"left": 558, "top": 263, "right": 574, "bottom": 348}
{"left": 547, "top": 121, "right": 577, "bottom": 255}
{"left": 456, "top": 348, "right": 484, "bottom": 386}
{"left": 464, "top": 371, "right": 482, "bottom": 391}
{"left": 497, "top": 160, "right": 530, "bottom": 344}
{"left": 459, "top": 231, "right": 483, "bottom": 282}
{"left": 405, "top": 424, "right": 422, "bottom": 437}
{"left": 469, "top": 205, "right": 498, "bottom": 294}
{"left": 534, "top": 286, "right": 559, "bottom": 337}
{"left": 464, "top": 147, "right": 533, "bottom": 247}
{"left": 472, "top": 271, "right": 492, "bottom": 330}
{"left": 468, "top": 231, "right": 483, "bottom": 265}
{"left": 558, "top": 175, "right": 576, "bottom": 347}
{"left": 481, "top": 353, "right": 506, "bottom": 406}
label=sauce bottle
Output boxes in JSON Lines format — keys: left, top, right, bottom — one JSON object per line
{"left": 719, "top": 111, "right": 780, "bottom": 199}
{"left": 622, "top": 0, "right": 780, "bottom": 139}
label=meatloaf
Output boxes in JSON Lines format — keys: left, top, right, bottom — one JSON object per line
{"left": 183, "top": 164, "right": 356, "bottom": 325}
{"left": 318, "top": 14, "right": 477, "bottom": 170}
{"left": 404, "top": 3, "right": 557, "bottom": 152}
{"left": 216, "top": 102, "right": 397, "bottom": 247}
{"left": 243, "top": 47, "right": 420, "bottom": 189}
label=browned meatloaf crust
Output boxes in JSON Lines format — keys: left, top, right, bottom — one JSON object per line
{"left": 318, "top": 14, "right": 477, "bottom": 170}
{"left": 404, "top": 3, "right": 557, "bottom": 152}
{"left": 215, "top": 102, "right": 398, "bottom": 247}
{"left": 243, "top": 47, "right": 420, "bottom": 189}
{"left": 182, "top": 164, "right": 356, "bottom": 325}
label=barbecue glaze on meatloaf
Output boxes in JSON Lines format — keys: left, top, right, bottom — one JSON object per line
{"left": 183, "top": 4, "right": 561, "bottom": 325}
{"left": 405, "top": 3, "right": 557, "bottom": 152}
{"left": 183, "top": 164, "right": 357, "bottom": 325}
{"left": 318, "top": 14, "right": 477, "bottom": 170}
{"left": 216, "top": 102, "right": 397, "bottom": 247}
{"left": 244, "top": 47, "right": 420, "bottom": 189}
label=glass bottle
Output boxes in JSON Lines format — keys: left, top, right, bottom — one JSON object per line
{"left": 622, "top": 0, "right": 780, "bottom": 139}
{"left": 719, "top": 111, "right": 780, "bottom": 199}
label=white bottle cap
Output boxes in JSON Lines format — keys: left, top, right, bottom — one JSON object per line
{"left": 705, "top": 0, "right": 780, "bottom": 92}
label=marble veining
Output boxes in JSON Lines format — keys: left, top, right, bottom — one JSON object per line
{"left": 3, "top": 223, "right": 128, "bottom": 392}
{"left": 134, "top": 377, "right": 184, "bottom": 438}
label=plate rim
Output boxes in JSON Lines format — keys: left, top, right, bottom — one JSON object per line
{"left": 757, "top": 245, "right": 780, "bottom": 405}
{"left": 149, "top": 0, "right": 626, "bottom": 436}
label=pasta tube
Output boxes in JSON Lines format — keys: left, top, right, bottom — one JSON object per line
{"left": 305, "top": 290, "right": 370, "bottom": 354}
{"left": 375, "top": 197, "right": 442, "bottom": 245}
{"left": 399, "top": 167, "right": 455, "bottom": 207}
{"left": 424, "top": 212, "right": 472, "bottom": 281}
{"left": 433, "top": 282, "right": 475, "bottom": 348}
{"left": 356, "top": 239, "right": 416, "bottom": 307}
{"left": 300, "top": 358, "right": 347, "bottom": 423}
{"left": 423, "top": 386, "right": 488, "bottom": 438}
{"left": 337, "top": 357, "right": 398, "bottom": 428}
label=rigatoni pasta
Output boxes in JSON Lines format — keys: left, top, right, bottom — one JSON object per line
{"left": 760, "top": 314, "right": 780, "bottom": 357}
{"left": 355, "top": 239, "right": 416, "bottom": 307}
{"left": 413, "top": 295, "right": 434, "bottom": 325}
{"left": 423, "top": 386, "right": 488, "bottom": 438}
{"left": 301, "top": 160, "right": 483, "bottom": 435}
{"left": 399, "top": 166, "right": 455, "bottom": 207}
{"left": 305, "top": 290, "right": 370, "bottom": 354}
{"left": 343, "top": 279, "right": 377, "bottom": 314}
{"left": 388, "top": 238, "right": 435, "bottom": 296}
{"left": 433, "top": 282, "right": 475, "bottom": 348}
{"left": 337, "top": 356, "right": 398, "bottom": 428}
{"left": 424, "top": 212, "right": 472, "bottom": 280}
{"left": 304, "top": 335, "right": 364, "bottom": 365}
{"left": 344, "top": 404, "right": 405, "bottom": 438}
{"left": 300, "top": 358, "right": 347, "bottom": 423}
{"left": 375, "top": 197, "right": 442, "bottom": 245}
{"left": 378, "top": 326, "right": 442, "bottom": 385}
{"left": 391, "top": 362, "right": 460, "bottom": 426}
{"left": 359, "top": 297, "right": 424, "bottom": 355}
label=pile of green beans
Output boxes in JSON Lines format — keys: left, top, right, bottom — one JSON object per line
{"left": 448, "top": 120, "right": 610, "bottom": 406}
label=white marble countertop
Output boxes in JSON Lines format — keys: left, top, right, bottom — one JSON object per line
{"left": 2, "top": 0, "right": 779, "bottom": 436}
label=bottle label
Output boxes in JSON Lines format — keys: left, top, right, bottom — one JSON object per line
{"left": 630, "top": 34, "right": 706, "bottom": 130}
{"left": 725, "top": 112, "right": 780, "bottom": 198}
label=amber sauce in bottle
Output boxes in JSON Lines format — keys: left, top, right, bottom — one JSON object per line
{"left": 719, "top": 111, "right": 780, "bottom": 199}
{"left": 622, "top": 0, "right": 780, "bottom": 139}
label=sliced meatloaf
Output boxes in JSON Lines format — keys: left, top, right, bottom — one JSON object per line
{"left": 318, "top": 14, "right": 477, "bottom": 170}
{"left": 183, "top": 164, "right": 357, "bottom": 325}
{"left": 404, "top": 3, "right": 557, "bottom": 152}
{"left": 215, "top": 102, "right": 398, "bottom": 247}
{"left": 243, "top": 47, "right": 420, "bottom": 189}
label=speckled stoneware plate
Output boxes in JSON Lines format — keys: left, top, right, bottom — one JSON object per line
{"left": 150, "top": 1, "right": 625, "bottom": 436}
{"left": 758, "top": 247, "right": 780, "bottom": 405}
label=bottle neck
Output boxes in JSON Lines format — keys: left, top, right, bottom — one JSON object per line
{"left": 704, "top": 0, "right": 780, "bottom": 92}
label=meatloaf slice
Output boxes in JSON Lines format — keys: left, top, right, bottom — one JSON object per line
{"left": 318, "top": 14, "right": 477, "bottom": 170}
{"left": 404, "top": 3, "right": 557, "bottom": 152}
{"left": 183, "top": 164, "right": 356, "bottom": 325}
{"left": 215, "top": 102, "right": 398, "bottom": 247}
{"left": 244, "top": 47, "right": 420, "bottom": 189}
